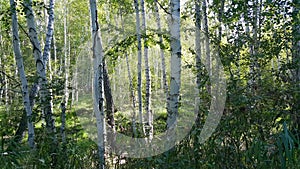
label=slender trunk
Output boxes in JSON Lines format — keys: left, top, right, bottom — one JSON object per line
{"left": 60, "top": 1, "right": 69, "bottom": 143}
{"left": 89, "top": 0, "right": 106, "bottom": 168}
{"left": 43, "top": 0, "right": 55, "bottom": 66}
{"left": 195, "top": 0, "right": 202, "bottom": 91}
{"left": 202, "top": 0, "right": 211, "bottom": 93}
{"left": 63, "top": 1, "right": 69, "bottom": 107}
{"left": 252, "top": 0, "right": 259, "bottom": 88}
{"left": 154, "top": 0, "right": 168, "bottom": 99}
{"left": 237, "top": 20, "right": 241, "bottom": 78}
{"left": 72, "top": 59, "right": 79, "bottom": 104}
{"left": 24, "top": 0, "right": 56, "bottom": 137}
{"left": 10, "top": 0, "right": 35, "bottom": 148}
{"left": 215, "top": 0, "right": 225, "bottom": 90}
{"left": 4, "top": 71, "right": 8, "bottom": 110}
{"left": 167, "top": 0, "right": 181, "bottom": 137}
{"left": 195, "top": 0, "right": 202, "bottom": 127}
{"left": 134, "top": 0, "right": 144, "bottom": 134}
{"left": 43, "top": 0, "right": 55, "bottom": 133}
{"left": 52, "top": 34, "right": 57, "bottom": 72}
{"left": 246, "top": 0, "right": 259, "bottom": 89}
{"left": 140, "top": 0, "right": 152, "bottom": 140}
{"left": 13, "top": 81, "right": 39, "bottom": 146}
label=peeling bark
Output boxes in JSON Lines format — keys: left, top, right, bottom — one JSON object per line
{"left": 89, "top": 0, "right": 106, "bottom": 167}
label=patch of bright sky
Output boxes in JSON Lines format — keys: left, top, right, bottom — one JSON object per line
{"left": 180, "top": 0, "right": 189, "bottom": 8}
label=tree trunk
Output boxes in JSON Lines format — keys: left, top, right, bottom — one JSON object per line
{"left": 10, "top": 0, "right": 35, "bottom": 148}
{"left": 42, "top": 0, "right": 55, "bottom": 66}
{"left": 252, "top": 0, "right": 259, "bottom": 88}
{"left": 13, "top": 81, "right": 39, "bottom": 146}
{"left": 63, "top": 1, "right": 69, "bottom": 107}
{"left": 154, "top": 0, "right": 168, "bottom": 96}
{"left": 202, "top": 0, "right": 211, "bottom": 93}
{"left": 24, "top": 0, "right": 56, "bottom": 137}
{"left": 134, "top": 0, "right": 145, "bottom": 135}
{"left": 195, "top": 0, "right": 202, "bottom": 91}
{"left": 89, "top": 0, "right": 106, "bottom": 168}
{"left": 52, "top": 33, "right": 57, "bottom": 72}
{"left": 140, "top": 0, "right": 152, "bottom": 140}
{"left": 195, "top": 0, "right": 202, "bottom": 127}
{"left": 61, "top": 0, "right": 69, "bottom": 143}
{"left": 167, "top": 0, "right": 181, "bottom": 139}
{"left": 12, "top": 0, "right": 55, "bottom": 146}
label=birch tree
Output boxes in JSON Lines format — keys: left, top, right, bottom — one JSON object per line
{"left": 43, "top": 0, "right": 55, "bottom": 118}
{"left": 10, "top": 0, "right": 35, "bottom": 148}
{"left": 61, "top": 0, "right": 69, "bottom": 143}
{"left": 167, "top": 0, "right": 181, "bottom": 134}
{"left": 89, "top": 0, "right": 106, "bottom": 167}
{"left": 134, "top": 0, "right": 144, "bottom": 134}
{"left": 195, "top": 0, "right": 202, "bottom": 125}
{"left": 140, "top": 0, "right": 152, "bottom": 140}
{"left": 154, "top": 0, "right": 168, "bottom": 97}
{"left": 63, "top": 0, "right": 70, "bottom": 107}
{"left": 24, "top": 0, "right": 56, "bottom": 136}
{"left": 43, "top": 0, "right": 55, "bottom": 66}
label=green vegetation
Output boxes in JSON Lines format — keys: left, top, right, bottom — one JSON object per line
{"left": 0, "top": 0, "right": 300, "bottom": 168}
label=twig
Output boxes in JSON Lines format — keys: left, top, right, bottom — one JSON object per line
{"left": 156, "top": 1, "right": 171, "bottom": 15}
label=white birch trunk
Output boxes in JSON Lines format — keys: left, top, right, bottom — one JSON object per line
{"left": 52, "top": 34, "right": 57, "bottom": 72}
{"left": 42, "top": 0, "right": 55, "bottom": 66}
{"left": 154, "top": 0, "right": 168, "bottom": 97}
{"left": 167, "top": 0, "right": 181, "bottom": 135}
{"left": 195, "top": 0, "right": 202, "bottom": 122}
{"left": 61, "top": 1, "right": 70, "bottom": 143}
{"left": 89, "top": 0, "right": 105, "bottom": 168}
{"left": 140, "top": 0, "right": 152, "bottom": 140}
{"left": 134, "top": 0, "right": 144, "bottom": 134}
{"left": 24, "top": 0, "right": 56, "bottom": 136}
{"left": 195, "top": 0, "right": 202, "bottom": 91}
{"left": 63, "top": 1, "right": 69, "bottom": 107}
{"left": 43, "top": 0, "right": 55, "bottom": 138}
{"left": 10, "top": 0, "right": 35, "bottom": 148}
